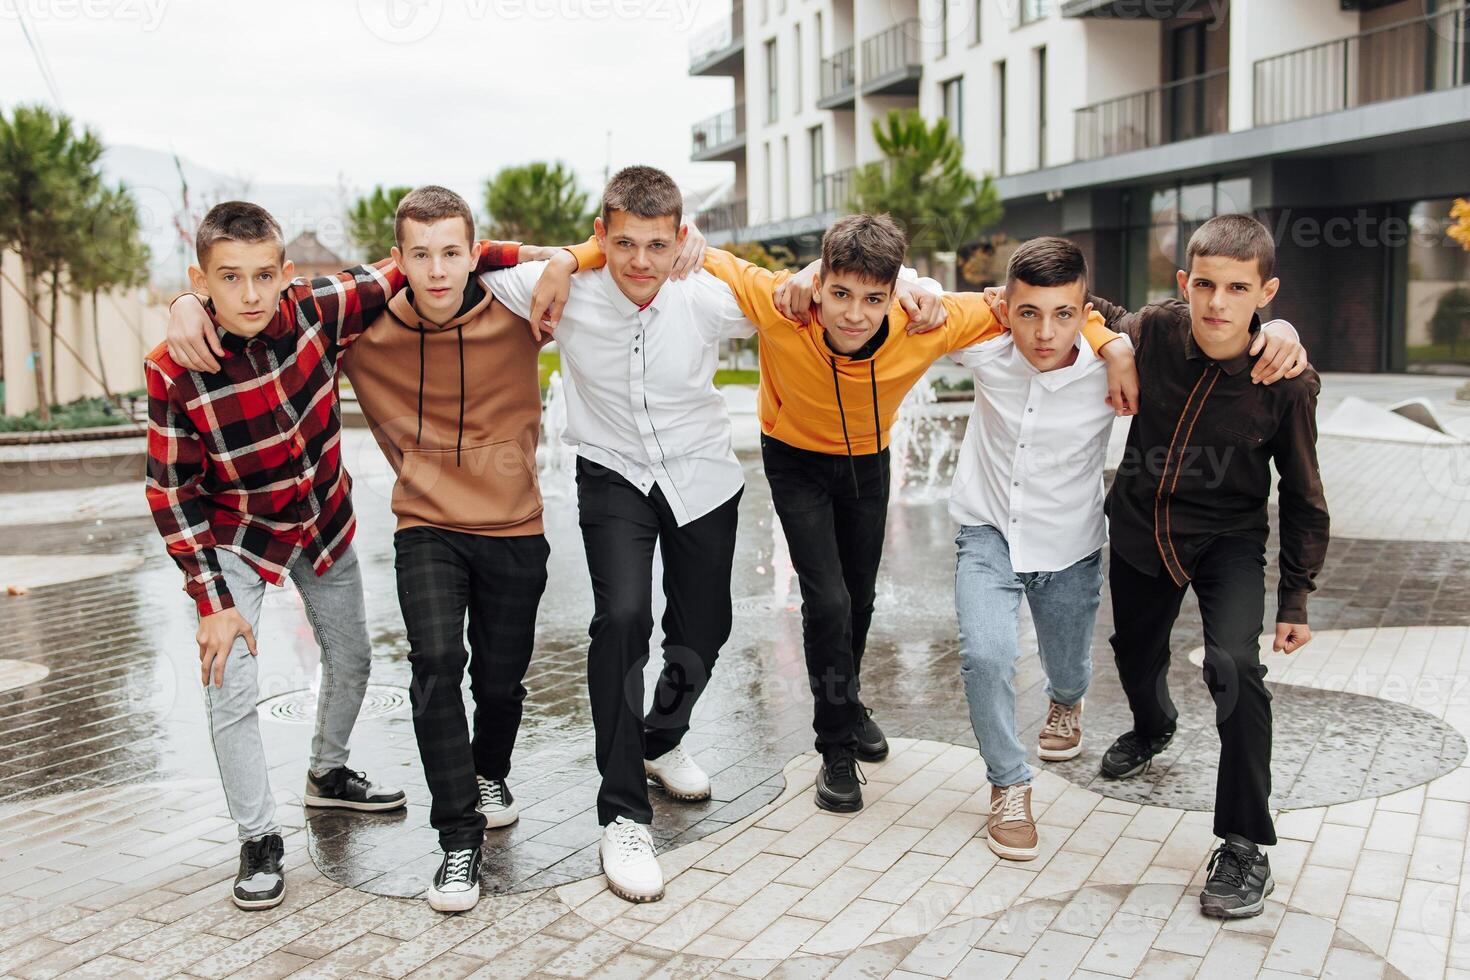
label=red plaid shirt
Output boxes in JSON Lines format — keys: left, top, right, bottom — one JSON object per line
{"left": 145, "top": 243, "right": 520, "bottom": 616}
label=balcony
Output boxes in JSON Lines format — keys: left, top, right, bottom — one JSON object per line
{"left": 696, "top": 199, "right": 748, "bottom": 236}
{"left": 819, "top": 46, "right": 856, "bottom": 109}
{"left": 1073, "top": 69, "right": 1229, "bottom": 162}
{"left": 1062, "top": 0, "right": 1198, "bottom": 16}
{"left": 1254, "top": 3, "right": 1469, "bottom": 126}
{"left": 810, "top": 168, "right": 855, "bottom": 215}
{"left": 690, "top": 105, "right": 746, "bottom": 163}
{"left": 861, "top": 20, "right": 923, "bottom": 96}
{"left": 689, "top": 1, "right": 744, "bottom": 76}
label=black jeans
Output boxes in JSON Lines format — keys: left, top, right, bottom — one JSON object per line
{"left": 394, "top": 526, "right": 549, "bottom": 850}
{"left": 761, "top": 435, "right": 890, "bottom": 754}
{"left": 576, "top": 456, "right": 741, "bottom": 826}
{"left": 1109, "top": 536, "right": 1276, "bottom": 846}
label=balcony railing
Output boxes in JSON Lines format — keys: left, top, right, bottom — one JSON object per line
{"left": 696, "top": 199, "right": 748, "bottom": 236}
{"left": 1254, "top": 3, "right": 1469, "bottom": 126}
{"left": 810, "top": 168, "right": 855, "bottom": 215}
{"left": 688, "top": 0, "right": 745, "bottom": 73}
{"left": 819, "top": 45, "right": 856, "bottom": 106}
{"left": 1073, "top": 68, "right": 1229, "bottom": 161}
{"left": 861, "top": 19, "right": 923, "bottom": 90}
{"left": 690, "top": 105, "right": 746, "bottom": 159}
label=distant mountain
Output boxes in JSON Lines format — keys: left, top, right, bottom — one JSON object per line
{"left": 101, "top": 145, "right": 348, "bottom": 288}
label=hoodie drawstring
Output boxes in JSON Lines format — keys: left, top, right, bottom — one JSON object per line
{"left": 456, "top": 326, "right": 465, "bottom": 467}
{"left": 868, "top": 361, "right": 885, "bottom": 488}
{"left": 829, "top": 356, "right": 861, "bottom": 497}
{"left": 416, "top": 328, "right": 426, "bottom": 446}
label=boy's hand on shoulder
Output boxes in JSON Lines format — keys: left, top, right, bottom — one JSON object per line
{"left": 1098, "top": 309, "right": 1139, "bottom": 417}
{"left": 897, "top": 280, "right": 947, "bottom": 334}
{"left": 775, "top": 260, "right": 819, "bottom": 324}
{"left": 197, "top": 608, "right": 257, "bottom": 687}
{"left": 982, "top": 287, "right": 1005, "bottom": 327}
{"left": 1274, "top": 621, "right": 1311, "bottom": 654}
{"left": 1250, "top": 320, "right": 1309, "bottom": 385}
{"left": 168, "top": 293, "right": 224, "bottom": 373}
{"left": 670, "top": 221, "right": 707, "bottom": 280}
{"left": 528, "top": 251, "right": 578, "bottom": 340}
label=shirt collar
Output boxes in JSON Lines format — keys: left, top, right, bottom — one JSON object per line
{"left": 1185, "top": 313, "right": 1262, "bottom": 376}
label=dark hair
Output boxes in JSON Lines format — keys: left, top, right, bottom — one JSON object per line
{"left": 195, "top": 201, "right": 284, "bottom": 268}
{"left": 1186, "top": 213, "right": 1276, "bottom": 281}
{"left": 395, "top": 185, "right": 475, "bottom": 247}
{"left": 820, "top": 213, "right": 906, "bottom": 285}
{"left": 601, "top": 165, "right": 683, "bottom": 229}
{"left": 1006, "top": 236, "right": 1089, "bottom": 293}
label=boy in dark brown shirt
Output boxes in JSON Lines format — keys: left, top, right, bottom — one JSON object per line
{"left": 1092, "top": 214, "right": 1330, "bottom": 920}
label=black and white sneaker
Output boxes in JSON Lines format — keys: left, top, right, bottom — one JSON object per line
{"left": 476, "top": 776, "right": 520, "bottom": 829}
{"left": 426, "top": 847, "right": 481, "bottom": 913}
{"left": 304, "top": 767, "right": 407, "bottom": 812}
{"left": 1099, "top": 730, "right": 1174, "bottom": 779}
{"left": 1200, "top": 838, "right": 1274, "bottom": 918}
{"left": 233, "top": 833, "right": 285, "bottom": 910}
{"left": 815, "top": 747, "right": 866, "bottom": 813}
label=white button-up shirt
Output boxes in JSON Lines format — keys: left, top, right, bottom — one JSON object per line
{"left": 948, "top": 332, "right": 1131, "bottom": 573}
{"left": 484, "top": 264, "right": 754, "bottom": 526}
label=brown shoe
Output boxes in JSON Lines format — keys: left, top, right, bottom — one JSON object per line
{"left": 986, "top": 783, "right": 1038, "bottom": 861}
{"left": 1038, "top": 699, "right": 1083, "bottom": 761}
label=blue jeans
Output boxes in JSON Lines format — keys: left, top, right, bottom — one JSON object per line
{"left": 955, "top": 525, "right": 1102, "bottom": 788}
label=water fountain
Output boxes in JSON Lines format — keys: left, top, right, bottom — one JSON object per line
{"left": 887, "top": 381, "right": 961, "bottom": 502}
{"left": 539, "top": 370, "right": 576, "bottom": 498}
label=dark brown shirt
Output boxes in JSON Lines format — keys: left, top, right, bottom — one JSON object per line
{"left": 1093, "top": 296, "right": 1329, "bottom": 624}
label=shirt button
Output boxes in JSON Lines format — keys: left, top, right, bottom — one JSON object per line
{"left": 1027, "top": 407, "right": 1034, "bottom": 413}
{"left": 1013, "top": 481, "right": 1020, "bottom": 487}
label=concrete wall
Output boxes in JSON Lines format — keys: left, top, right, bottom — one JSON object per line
{"left": 1, "top": 248, "right": 168, "bottom": 417}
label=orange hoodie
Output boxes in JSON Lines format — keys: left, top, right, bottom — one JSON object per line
{"left": 566, "top": 241, "right": 1117, "bottom": 456}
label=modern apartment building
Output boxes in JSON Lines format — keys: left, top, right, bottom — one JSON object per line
{"left": 686, "top": 0, "right": 1470, "bottom": 372}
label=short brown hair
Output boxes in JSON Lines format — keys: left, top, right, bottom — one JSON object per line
{"left": 195, "top": 201, "right": 284, "bottom": 268}
{"left": 821, "top": 213, "right": 907, "bottom": 285}
{"left": 601, "top": 165, "right": 683, "bottom": 229}
{"left": 1007, "top": 236, "right": 1088, "bottom": 293}
{"left": 1186, "top": 213, "right": 1276, "bottom": 281}
{"left": 395, "top": 185, "right": 475, "bottom": 246}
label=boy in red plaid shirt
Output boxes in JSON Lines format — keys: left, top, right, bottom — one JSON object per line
{"left": 144, "top": 202, "right": 522, "bottom": 909}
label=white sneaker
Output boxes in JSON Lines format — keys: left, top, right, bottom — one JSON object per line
{"left": 476, "top": 776, "right": 520, "bottom": 829}
{"left": 644, "top": 744, "right": 712, "bottom": 801}
{"left": 600, "top": 816, "right": 664, "bottom": 903}
{"left": 425, "top": 847, "right": 480, "bottom": 913}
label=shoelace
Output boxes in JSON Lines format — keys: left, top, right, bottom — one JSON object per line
{"left": 1207, "top": 844, "right": 1253, "bottom": 889}
{"left": 478, "top": 778, "right": 507, "bottom": 808}
{"left": 660, "top": 745, "right": 694, "bottom": 770}
{"left": 826, "top": 754, "right": 867, "bottom": 785}
{"left": 610, "top": 821, "right": 654, "bottom": 861}
{"left": 992, "top": 784, "right": 1029, "bottom": 823}
{"left": 442, "top": 848, "right": 476, "bottom": 884}
{"left": 1113, "top": 730, "right": 1151, "bottom": 756}
{"left": 1043, "top": 703, "right": 1076, "bottom": 739}
{"left": 242, "top": 837, "right": 276, "bottom": 878}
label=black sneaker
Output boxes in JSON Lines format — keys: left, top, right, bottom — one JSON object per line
{"left": 815, "top": 747, "right": 866, "bottom": 813}
{"left": 304, "top": 767, "right": 407, "bottom": 812}
{"left": 1099, "top": 730, "right": 1174, "bottom": 779}
{"left": 476, "top": 776, "right": 520, "bottom": 829}
{"left": 1200, "top": 838, "right": 1274, "bottom": 918}
{"left": 426, "top": 846, "right": 481, "bottom": 913}
{"left": 233, "top": 833, "right": 285, "bottom": 910}
{"left": 854, "top": 708, "right": 889, "bottom": 762}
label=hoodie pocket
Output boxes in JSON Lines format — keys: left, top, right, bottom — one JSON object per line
{"left": 391, "top": 439, "right": 543, "bottom": 531}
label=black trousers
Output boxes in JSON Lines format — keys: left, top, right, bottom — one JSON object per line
{"left": 576, "top": 457, "right": 741, "bottom": 826}
{"left": 395, "top": 526, "right": 549, "bottom": 850}
{"left": 761, "top": 435, "right": 890, "bottom": 754}
{"left": 1109, "top": 536, "right": 1276, "bottom": 846}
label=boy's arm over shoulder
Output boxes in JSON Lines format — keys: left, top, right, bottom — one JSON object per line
{"left": 1087, "top": 293, "right": 1155, "bottom": 350}
{"left": 143, "top": 358, "right": 234, "bottom": 617}
{"left": 1268, "top": 368, "right": 1330, "bottom": 626}
{"left": 698, "top": 247, "right": 791, "bottom": 332}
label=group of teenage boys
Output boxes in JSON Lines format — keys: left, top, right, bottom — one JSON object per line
{"left": 149, "top": 161, "right": 1325, "bottom": 923}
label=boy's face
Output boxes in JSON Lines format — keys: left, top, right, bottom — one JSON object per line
{"left": 814, "top": 269, "right": 894, "bottom": 354}
{"left": 1001, "top": 279, "right": 1089, "bottom": 373}
{"left": 595, "top": 211, "right": 686, "bottom": 308}
{"left": 392, "top": 216, "right": 481, "bottom": 324}
{"left": 188, "top": 240, "right": 294, "bottom": 337}
{"left": 1176, "top": 255, "right": 1280, "bottom": 354}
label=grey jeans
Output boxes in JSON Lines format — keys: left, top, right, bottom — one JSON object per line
{"left": 204, "top": 546, "right": 372, "bottom": 841}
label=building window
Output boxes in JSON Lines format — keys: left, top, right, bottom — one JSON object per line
{"left": 760, "top": 0, "right": 768, "bottom": 24}
{"left": 973, "top": 0, "right": 982, "bottom": 45}
{"left": 809, "top": 124, "right": 825, "bottom": 211}
{"left": 940, "top": 0, "right": 948, "bottom": 58}
{"left": 995, "top": 60, "right": 1007, "bottom": 176}
{"left": 1018, "top": 0, "right": 1049, "bottom": 25}
{"left": 781, "top": 136, "right": 791, "bottom": 218}
{"left": 815, "top": 11, "right": 823, "bottom": 58}
{"left": 1404, "top": 198, "right": 1470, "bottom": 371}
{"left": 1124, "top": 177, "right": 1254, "bottom": 308}
{"left": 763, "top": 142, "right": 773, "bottom": 221}
{"left": 942, "top": 76, "right": 964, "bottom": 145}
{"left": 765, "top": 39, "right": 779, "bottom": 123}
{"left": 1035, "top": 45, "right": 1047, "bottom": 169}
{"left": 794, "top": 23, "right": 803, "bottom": 109}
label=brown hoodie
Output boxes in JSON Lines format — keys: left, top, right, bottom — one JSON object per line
{"left": 342, "top": 278, "right": 544, "bottom": 536}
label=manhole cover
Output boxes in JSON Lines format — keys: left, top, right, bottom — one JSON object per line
{"left": 259, "top": 684, "right": 408, "bottom": 723}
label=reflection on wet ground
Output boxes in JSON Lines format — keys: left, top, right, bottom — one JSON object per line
{"left": 0, "top": 430, "right": 1465, "bottom": 898}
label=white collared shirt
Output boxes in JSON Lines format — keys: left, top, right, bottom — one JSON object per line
{"left": 948, "top": 332, "right": 1131, "bottom": 573}
{"left": 484, "top": 264, "right": 754, "bottom": 526}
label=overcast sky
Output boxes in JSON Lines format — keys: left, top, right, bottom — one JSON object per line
{"left": 0, "top": 0, "right": 739, "bottom": 202}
